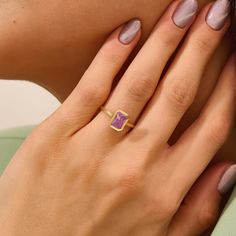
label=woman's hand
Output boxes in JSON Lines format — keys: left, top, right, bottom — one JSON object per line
{"left": 0, "top": 0, "right": 235, "bottom": 235}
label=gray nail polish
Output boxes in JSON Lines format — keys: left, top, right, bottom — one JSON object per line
{"left": 206, "top": 0, "right": 231, "bottom": 30}
{"left": 218, "top": 164, "right": 236, "bottom": 195}
{"left": 172, "top": 0, "right": 198, "bottom": 28}
{"left": 119, "top": 19, "right": 141, "bottom": 45}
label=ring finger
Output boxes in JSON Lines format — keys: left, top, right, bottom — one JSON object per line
{"left": 92, "top": 0, "right": 199, "bottom": 139}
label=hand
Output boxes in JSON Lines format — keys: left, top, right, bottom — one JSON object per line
{"left": 0, "top": 1, "right": 235, "bottom": 235}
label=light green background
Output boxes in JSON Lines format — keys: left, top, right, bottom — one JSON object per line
{"left": 0, "top": 126, "right": 235, "bottom": 235}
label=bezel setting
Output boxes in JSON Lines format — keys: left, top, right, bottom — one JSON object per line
{"left": 110, "top": 110, "right": 129, "bottom": 132}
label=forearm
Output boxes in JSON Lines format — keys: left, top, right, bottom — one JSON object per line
{"left": 0, "top": 0, "right": 233, "bottom": 100}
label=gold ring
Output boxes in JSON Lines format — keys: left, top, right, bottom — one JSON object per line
{"left": 101, "top": 106, "right": 135, "bottom": 132}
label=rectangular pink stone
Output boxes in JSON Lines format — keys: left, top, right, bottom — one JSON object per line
{"left": 110, "top": 111, "right": 129, "bottom": 131}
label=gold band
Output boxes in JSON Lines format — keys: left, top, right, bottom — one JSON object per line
{"left": 101, "top": 106, "right": 135, "bottom": 131}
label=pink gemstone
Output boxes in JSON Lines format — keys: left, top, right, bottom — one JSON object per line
{"left": 111, "top": 111, "right": 129, "bottom": 131}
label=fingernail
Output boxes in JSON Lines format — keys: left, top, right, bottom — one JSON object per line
{"left": 206, "top": 0, "right": 231, "bottom": 30}
{"left": 172, "top": 0, "right": 198, "bottom": 28}
{"left": 218, "top": 164, "right": 236, "bottom": 195}
{"left": 119, "top": 19, "right": 141, "bottom": 45}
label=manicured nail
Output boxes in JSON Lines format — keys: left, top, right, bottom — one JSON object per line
{"left": 172, "top": 0, "right": 198, "bottom": 28}
{"left": 206, "top": 0, "right": 231, "bottom": 30}
{"left": 218, "top": 164, "right": 236, "bottom": 195}
{"left": 119, "top": 19, "right": 141, "bottom": 45}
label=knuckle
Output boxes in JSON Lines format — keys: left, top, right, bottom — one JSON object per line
{"left": 193, "top": 36, "right": 213, "bottom": 54}
{"left": 159, "top": 32, "right": 180, "bottom": 49}
{"left": 147, "top": 196, "right": 179, "bottom": 222}
{"left": 197, "top": 209, "right": 218, "bottom": 229}
{"left": 166, "top": 81, "right": 195, "bottom": 112}
{"left": 24, "top": 127, "right": 51, "bottom": 149}
{"left": 104, "top": 169, "right": 144, "bottom": 198}
{"left": 126, "top": 72, "right": 157, "bottom": 102}
{"left": 207, "top": 117, "right": 231, "bottom": 145}
{"left": 100, "top": 42, "right": 125, "bottom": 64}
{"left": 154, "top": 23, "right": 181, "bottom": 48}
{"left": 161, "top": 35, "right": 179, "bottom": 48}
{"left": 115, "top": 172, "right": 144, "bottom": 196}
{"left": 79, "top": 83, "right": 108, "bottom": 105}
{"left": 21, "top": 128, "right": 63, "bottom": 167}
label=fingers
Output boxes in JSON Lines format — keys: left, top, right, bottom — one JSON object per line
{"left": 93, "top": 0, "right": 198, "bottom": 137}
{"left": 50, "top": 19, "right": 141, "bottom": 136}
{"left": 135, "top": 1, "right": 231, "bottom": 145}
{"left": 170, "top": 54, "right": 235, "bottom": 193}
{"left": 167, "top": 162, "right": 232, "bottom": 236}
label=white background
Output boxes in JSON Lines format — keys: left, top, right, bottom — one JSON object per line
{"left": 0, "top": 80, "right": 60, "bottom": 130}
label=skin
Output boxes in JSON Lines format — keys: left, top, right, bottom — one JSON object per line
{"left": 0, "top": 1, "right": 235, "bottom": 235}
{"left": 0, "top": 0, "right": 232, "bottom": 98}
{"left": 0, "top": 0, "right": 235, "bottom": 162}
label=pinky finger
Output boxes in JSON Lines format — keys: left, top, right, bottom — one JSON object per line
{"left": 170, "top": 53, "right": 236, "bottom": 191}
{"left": 167, "top": 162, "right": 233, "bottom": 236}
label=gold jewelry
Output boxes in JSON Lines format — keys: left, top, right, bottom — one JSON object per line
{"left": 101, "top": 106, "right": 135, "bottom": 132}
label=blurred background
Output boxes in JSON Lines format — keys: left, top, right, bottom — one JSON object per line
{"left": 0, "top": 80, "right": 60, "bottom": 130}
